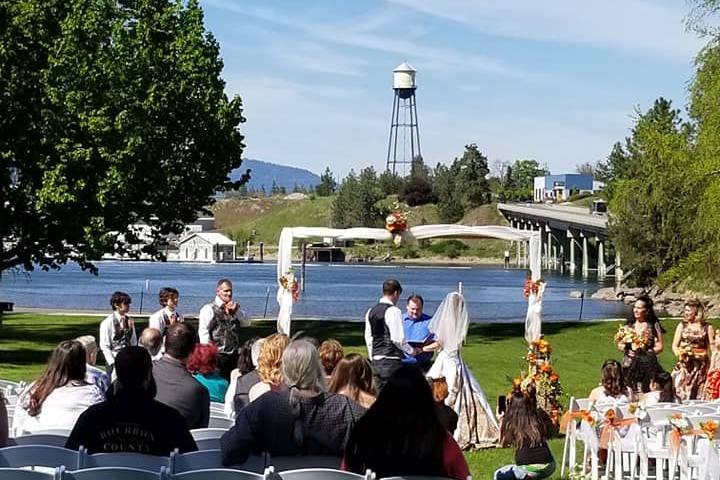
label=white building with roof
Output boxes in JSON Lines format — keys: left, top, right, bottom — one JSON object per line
{"left": 177, "top": 232, "right": 236, "bottom": 263}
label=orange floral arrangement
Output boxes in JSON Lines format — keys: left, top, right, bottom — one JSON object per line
{"left": 279, "top": 269, "right": 300, "bottom": 302}
{"left": 385, "top": 208, "right": 408, "bottom": 234}
{"left": 514, "top": 337, "right": 563, "bottom": 430}
{"left": 700, "top": 420, "right": 718, "bottom": 439}
{"left": 613, "top": 324, "right": 651, "bottom": 351}
{"left": 523, "top": 277, "right": 545, "bottom": 298}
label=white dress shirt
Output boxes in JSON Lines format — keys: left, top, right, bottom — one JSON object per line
{"left": 148, "top": 307, "right": 183, "bottom": 332}
{"left": 99, "top": 311, "right": 138, "bottom": 366}
{"left": 198, "top": 296, "right": 248, "bottom": 344}
{"left": 364, "top": 297, "right": 414, "bottom": 360}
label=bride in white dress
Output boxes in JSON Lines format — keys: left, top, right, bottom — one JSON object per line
{"left": 427, "top": 291, "right": 499, "bottom": 449}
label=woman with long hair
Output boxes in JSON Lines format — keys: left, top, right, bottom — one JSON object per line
{"left": 248, "top": 333, "right": 290, "bottom": 402}
{"left": 619, "top": 295, "right": 665, "bottom": 393}
{"left": 12, "top": 340, "right": 104, "bottom": 435}
{"left": 494, "top": 385, "right": 555, "bottom": 479}
{"left": 343, "top": 365, "right": 469, "bottom": 480}
{"left": 672, "top": 298, "right": 714, "bottom": 400}
{"left": 328, "top": 353, "right": 376, "bottom": 409}
{"left": 589, "top": 359, "right": 632, "bottom": 405}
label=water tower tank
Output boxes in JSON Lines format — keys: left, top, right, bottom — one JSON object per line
{"left": 393, "top": 62, "right": 416, "bottom": 98}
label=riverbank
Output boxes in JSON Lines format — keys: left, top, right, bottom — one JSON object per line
{"left": 0, "top": 312, "right": 682, "bottom": 478}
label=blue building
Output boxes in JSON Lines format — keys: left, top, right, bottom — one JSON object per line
{"left": 533, "top": 174, "right": 595, "bottom": 202}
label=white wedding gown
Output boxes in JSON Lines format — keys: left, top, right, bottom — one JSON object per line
{"left": 427, "top": 293, "right": 499, "bottom": 449}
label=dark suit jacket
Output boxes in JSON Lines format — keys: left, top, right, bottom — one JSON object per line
{"left": 153, "top": 355, "right": 209, "bottom": 429}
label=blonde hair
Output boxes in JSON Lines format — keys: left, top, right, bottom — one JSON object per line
{"left": 257, "top": 333, "right": 290, "bottom": 385}
{"left": 318, "top": 339, "right": 343, "bottom": 376}
{"left": 75, "top": 335, "right": 97, "bottom": 357}
{"left": 684, "top": 298, "right": 706, "bottom": 325}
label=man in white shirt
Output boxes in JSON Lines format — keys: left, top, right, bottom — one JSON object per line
{"left": 198, "top": 278, "right": 249, "bottom": 379}
{"left": 147, "top": 287, "right": 183, "bottom": 335}
{"left": 364, "top": 279, "right": 419, "bottom": 390}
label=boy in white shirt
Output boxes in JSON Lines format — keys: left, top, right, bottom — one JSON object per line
{"left": 148, "top": 287, "right": 183, "bottom": 335}
{"left": 99, "top": 291, "right": 137, "bottom": 376}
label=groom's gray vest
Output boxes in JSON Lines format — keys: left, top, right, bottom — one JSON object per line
{"left": 368, "top": 303, "right": 403, "bottom": 360}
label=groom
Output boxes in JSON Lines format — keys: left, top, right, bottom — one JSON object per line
{"left": 364, "top": 279, "right": 418, "bottom": 390}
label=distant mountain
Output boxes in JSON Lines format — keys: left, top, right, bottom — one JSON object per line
{"left": 230, "top": 159, "right": 320, "bottom": 192}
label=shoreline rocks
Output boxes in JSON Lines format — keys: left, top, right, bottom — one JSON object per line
{"left": 590, "top": 286, "right": 720, "bottom": 317}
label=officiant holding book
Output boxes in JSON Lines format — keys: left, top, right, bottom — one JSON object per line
{"left": 402, "top": 293, "right": 441, "bottom": 371}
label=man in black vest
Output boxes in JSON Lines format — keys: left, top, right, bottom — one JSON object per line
{"left": 364, "top": 279, "right": 419, "bottom": 390}
{"left": 199, "top": 278, "right": 249, "bottom": 379}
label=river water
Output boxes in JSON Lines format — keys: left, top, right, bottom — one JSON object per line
{"left": 0, "top": 261, "right": 628, "bottom": 322}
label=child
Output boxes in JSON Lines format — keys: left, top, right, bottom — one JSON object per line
{"left": 99, "top": 291, "right": 137, "bottom": 375}
{"left": 494, "top": 384, "right": 555, "bottom": 480}
{"left": 643, "top": 371, "right": 677, "bottom": 405}
{"left": 148, "top": 287, "right": 183, "bottom": 335}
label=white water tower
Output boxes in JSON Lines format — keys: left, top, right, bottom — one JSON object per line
{"left": 386, "top": 62, "right": 422, "bottom": 175}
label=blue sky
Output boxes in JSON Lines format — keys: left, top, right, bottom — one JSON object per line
{"left": 200, "top": 0, "right": 705, "bottom": 178}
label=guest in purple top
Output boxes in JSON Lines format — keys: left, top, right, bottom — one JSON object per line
{"left": 402, "top": 294, "right": 441, "bottom": 370}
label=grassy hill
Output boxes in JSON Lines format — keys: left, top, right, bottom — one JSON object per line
{"left": 212, "top": 196, "right": 511, "bottom": 261}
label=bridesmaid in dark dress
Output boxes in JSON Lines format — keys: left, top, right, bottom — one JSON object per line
{"left": 618, "top": 295, "right": 665, "bottom": 393}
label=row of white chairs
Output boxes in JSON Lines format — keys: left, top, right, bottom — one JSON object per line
{"left": 0, "top": 466, "right": 460, "bottom": 480}
{"left": 561, "top": 397, "right": 720, "bottom": 480}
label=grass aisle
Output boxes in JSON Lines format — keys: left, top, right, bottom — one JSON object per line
{"left": 0, "top": 313, "right": 682, "bottom": 478}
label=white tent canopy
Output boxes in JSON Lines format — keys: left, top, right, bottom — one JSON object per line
{"left": 275, "top": 225, "right": 544, "bottom": 339}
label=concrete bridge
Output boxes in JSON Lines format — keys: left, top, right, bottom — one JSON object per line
{"left": 497, "top": 203, "right": 620, "bottom": 280}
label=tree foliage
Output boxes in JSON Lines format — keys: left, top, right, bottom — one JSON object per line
{"left": 330, "top": 167, "right": 384, "bottom": 228}
{"left": 434, "top": 144, "right": 492, "bottom": 222}
{"left": 399, "top": 157, "right": 436, "bottom": 206}
{"left": 377, "top": 169, "right": 404, "bottom": 197}
{"left": 315, "top": 166, "right": 336, "bottom": 197}
{"left": 498, "top": 159, "right": 549, "bottom": 202}
{"left": 0, "top": 0, "right": 246, "bottom": 273}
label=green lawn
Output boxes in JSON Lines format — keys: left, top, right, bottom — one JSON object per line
{"left": 0, "top": 313, "right": 683, "bottom": 478}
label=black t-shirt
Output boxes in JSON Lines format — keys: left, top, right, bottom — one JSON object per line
{"left": 65, "top": 388, "right": 198, "bottom": 456}
{"left": 515, "top": 440, "right": 553, "bottom": 466}
{"left": 435, "top": 403, "right": 458, "bottom": 434}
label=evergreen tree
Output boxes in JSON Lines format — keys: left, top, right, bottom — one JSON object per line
{"left": 315, "top": 166, "right": 336, "bottom": 196}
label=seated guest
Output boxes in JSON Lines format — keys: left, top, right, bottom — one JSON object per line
{"left": 589, "top": 359, "right": 634, "bottom": 406}
{"left": 493, "top": 384, "right": 555, "bottom": 480}
{"left": 153, "top": 323, "right": 209, "bottom": 429}
{"left": 318, "top": 339, "right": 344, "bottom": 380}
{"left": 248, "top": 333, "right": 290, "bottom": 402}
{"left": 188, "top": 343, "right": 229, "bottom": 403}
{"left": 0, "top": 391, "right": 8, "bottom": 447}
{"left": 227, "top": 337, "right": 264, "bottom": 417}
{"left": 139, "top": 328, "right": 163, "bottom": 361}
{"left": 402, "top": 293, "right": 440, "bottom": 370}
{"left": 643, "top": 371, "right": 678, "bottom": 406}
{"left": 220, "top": 340, "right": 365, "bottom": 465}
{"left": 12, "top": 340, "right": 104, "bottom": 435}
{"left": 75, "top": 335, "right": 110, "bottom": 394}
{"left": 343, "top": 365, "right": 469, "bottom": 480}
{"left": 66, "top": 346, "right": 197, "bottom": 455}
{"left": 431, "top": 377, "right": 458, "bottom": 434}
{"left": 329, "top": 353, "right": 376, "bottom": 409}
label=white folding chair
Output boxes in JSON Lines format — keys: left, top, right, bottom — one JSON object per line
{"left": 32, "top": 430, "right": 72, "bottom": 437}
{"left": 677, "top": 405, "right": 719, "bottom": 416}
{"left": 561, "top": 396, "right": 590, "bottom": 478}
{"left": 675, "top": 416, "right": 720, "bottom": 480}
{"left": 82, "top": 452, "right": 171, "bottom": 472}
{"left": 62, "top": 466, "right": 162, "bottom": 480}
{"left": 0, "top": 468, "right": 58, "bottom": 480}
{"left": 190, "top": 428, "right": 226, "bottom": 451}
{"left": 267, "top": 456, "right": 342, "bottom": 471}
{"left": 170, "top": 468, "right": 263, "bottom": 480}
{"left": 208, "top": 416, "right": 233, "bottom": 429}
{"left": 640, "top": 408, "right": 685, "bottom": 480}
{"left": 276, "top": 468, "right": 373, "bottom": 480}
{"left": 0, "top": 445, "right": 82, "bottom": 470}
{"left": 170, "top": 450, "right": 266, "bottom": 475}
{"left": 11, "top": 434, "right": 69, "bottom": 448}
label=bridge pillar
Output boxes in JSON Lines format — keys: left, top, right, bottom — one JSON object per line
{"left": 567, "top": 230, "right": 576, "bottom": 274}
{"left": 615, "top": 251, "right": 623, "bottom": 289}
{"left": 597, "top": 238, "right": 606, "bottom": 280}
{"left": 581, "top": 233, "right": 589, "bottom": 277}
{"left": 546, "top": 225, "right": 552, "bottom": 270}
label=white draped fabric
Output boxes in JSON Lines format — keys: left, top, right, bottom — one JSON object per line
{"left": 524, "top": 234, "right": 544, "bottom": 344}
{"left": 275, "top": 225, "right": 542, "bottom": 338}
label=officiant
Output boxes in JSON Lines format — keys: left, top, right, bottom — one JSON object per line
{"left": 402, "top": 293, "right": 441, "bottom": 371}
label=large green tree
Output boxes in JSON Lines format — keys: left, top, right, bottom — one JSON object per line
{"left": 330, "top": 167, "right": 383, "bottom": 228}
{"left": 315, "top": 166, "right": 336, "bottom": 197}
{"left": 607, "top": 98, "right": 699, "bottom": 285}
{"left": 0, "top": 0, "right": 246, "bottom": 273}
